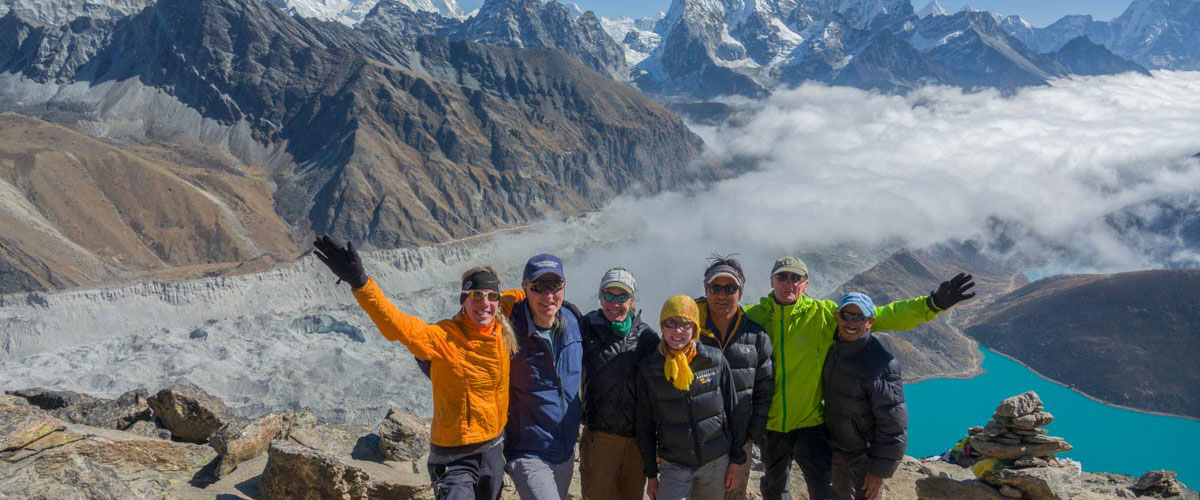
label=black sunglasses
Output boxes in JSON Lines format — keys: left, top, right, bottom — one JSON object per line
{"left": 706, "top": 283, "right": 740, "bottom": 296}
{"left": 774, "top": 272, "right": 807, "bottom": 284}
{"left": 529, "top": 279, "right": 565, "bottom": 294}
{"left": 838, "top": 310, "right": 870, "bottom": 323}
{"left": 602, "top": 291, "right": 631, "bottom": 303}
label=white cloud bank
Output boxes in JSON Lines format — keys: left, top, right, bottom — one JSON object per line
{"left": 544, "top": 71, "right": 1200, "bottom": 307}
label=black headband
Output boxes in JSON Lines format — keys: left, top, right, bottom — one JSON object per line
{"left": 462, "top": 270, "right": 501, "bottom": 293}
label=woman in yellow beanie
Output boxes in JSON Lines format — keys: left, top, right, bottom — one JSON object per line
{"left": 635, "top": 295, "right": 747, "bottom": 500}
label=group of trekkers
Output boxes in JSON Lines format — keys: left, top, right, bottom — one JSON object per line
{"left": 312, "top": 236, "right": 977, "bottom": 500}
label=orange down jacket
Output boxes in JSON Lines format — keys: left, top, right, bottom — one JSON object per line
{"left": 353, "top": 278, "right": 522, "bottom": 447}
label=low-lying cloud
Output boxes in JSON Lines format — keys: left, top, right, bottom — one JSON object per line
{"left": 520, "top": 71, "right": 1200, "bottom": 309}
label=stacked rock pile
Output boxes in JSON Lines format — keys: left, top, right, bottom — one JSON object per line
{"left": 968, "top": 390, "right": 1072, "bottom": 464}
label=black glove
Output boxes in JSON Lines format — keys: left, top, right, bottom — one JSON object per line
{"left": 313, "top": 235, "right": 368, "bottom": 289}
{"left": 930, "top": 272, "right": 976, "bottom": 311}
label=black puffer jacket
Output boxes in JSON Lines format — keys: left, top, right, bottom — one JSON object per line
{"left": 580, "top": 309, "right": 660, "bottom": 437}
{"left": 636, "top": 343, "right": 746, "bottom": 478}
{"left": 821, "top": 330, "right": 908, "bottom": 478}
{"left": 696, "top": 298, "right": 774, "bottom": 444}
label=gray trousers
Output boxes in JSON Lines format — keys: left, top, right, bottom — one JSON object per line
{"left": 658, "top": 454, "right": 729, "bottom": 500}
{"left": 506, "top": 454, "right": 574, "bottom": 500}
{"left": 831, "top": 450, "right": 870, "bottom": 500}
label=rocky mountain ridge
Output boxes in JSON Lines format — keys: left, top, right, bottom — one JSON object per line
{"left": 0, "top": 0, "right": 715, "bottom": 293}
{"left": 2, "top": 385, "right": 1192, "bottom": 499}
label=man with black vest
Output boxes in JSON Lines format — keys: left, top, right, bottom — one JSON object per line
{"left": 695, "top": 256, "right": 774, "bottom": 500}
{"left": 578, "top": 268, "right": 661, "bottom": 500}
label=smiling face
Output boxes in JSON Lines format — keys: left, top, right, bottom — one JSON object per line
{"left": 661, "top": 316, "right": 696, "bottom": 350}
{"left": 462, "top": 290, "right": 500, "bottom": 328}
{"left": 704, "top": 275, "right": 741, "bottom": 318}
{"left": 836, "top": 304, "right": 875, "bottom": 341}
{"left": 523, "top": 275, "right": 564, "bottom": 328}
{"left": 771, "top": 272, "right": 808, "bottom": 305}
{"left": 600, "top": 286, "right": 633, "bottom": 322}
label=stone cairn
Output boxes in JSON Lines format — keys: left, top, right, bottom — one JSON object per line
{"left": 967, "top": 390, "right": 1072, "bottom": 466}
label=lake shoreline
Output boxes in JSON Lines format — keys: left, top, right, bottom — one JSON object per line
{"left": 926, "top": 346, "right": 1200, "bottom": 423}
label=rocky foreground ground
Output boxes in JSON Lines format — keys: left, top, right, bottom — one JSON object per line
{"left": 0, "top": 385, "right": 1193, "bottom": 500}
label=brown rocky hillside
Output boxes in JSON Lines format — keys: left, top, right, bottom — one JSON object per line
{"left": 965, "top": 269, "right": 1200, "bottom": 419}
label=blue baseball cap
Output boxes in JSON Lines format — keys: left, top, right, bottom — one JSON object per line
{"left": 837, "top": 292, "right": 876, "bottom": 318}
{"left": 523, "top": 254, "right": 565, "bottom": 281}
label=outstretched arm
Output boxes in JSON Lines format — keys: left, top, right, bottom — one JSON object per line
{"left": 873, "top": 272, "right": 976, "bottom": 331}
{"left": 314, "top": 236, "right": 453, "bottom": 362}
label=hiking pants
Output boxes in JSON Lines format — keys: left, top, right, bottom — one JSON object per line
{"left": 724, "top": 443, "right": 753, "bottom": 500}
{"left": 579, "top": 428, "right": 645, "bottom": 500}
{"left": 759, "top": 425, "right": 836, "bottom": 500}
{"left": 428, "top": 442, "right": 505, "bottom": 500}
{"left": 658, "top": 454, "right": 729, "bottom": 500}
{"left": 831, "top": 450, "right": 870, "bottom": 500}
{"left": 506, "top": 453, "right": 574, "bottom": 500}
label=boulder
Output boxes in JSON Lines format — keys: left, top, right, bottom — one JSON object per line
{"left": 1022, "top": 434, "right": 1059, "bottom": 444}
{"left": 995, "top": 392, "right": 1044, "bottom": 418}
{"left": 210, "top": 412, "right": 294, "bottom": 477}
{"left": 125, "top": 419, "right": 172, "bottom": 440}
{"left": 1133, "top": 470, "right": 1185, "bottom": 497}
{"left": 1014, "top": 456, "right": 1049, "bottom": 468}
{"left": 915, "top": 476, "right": 1008, "bottom": 500}
{"left": 6, "top": 388, "right": 95, "bottom": 410}
{"left": 919, "top": 460, "right": 976, "bottom": 481}
{"left": 983, "top": 465, "right": 1083, "bottom": 500}
{"left": 1009, "top": 412, "right": 1054, "bottom": 430}
{"left": 147, "top": 384, "right": 235, "bottom": 443}
{"left": 0, "top": 400, "right": 65, "bottom": 451}
{"left": 970, "top": 435, "right": 1072, "bottom": 460}
{"left": 378, "top": 407, "right": 429, "bottom": 463}
{"left": 260, "top": 440, "right": 429, "bottom": 500}
{"left": 53, "top": 388, "right": 151, "bottom": 430}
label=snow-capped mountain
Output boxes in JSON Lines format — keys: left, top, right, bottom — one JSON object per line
{"left": 630, "top": 0, "right": 1146, "bottom": 97}
{"left": 1001, "top": 0, "right": 1200, "bottom": 70}
{"left": 264, "top": 0, "right": 465, "bottom": 24}
{"left": 599, "top": 15, "right": 663, "bottom": 66}
{"left": 916, "top": 0, "right": 947, "bottom": 19}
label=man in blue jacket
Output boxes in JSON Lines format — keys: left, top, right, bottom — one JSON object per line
{"left": 504, "top": 254, "right": 584, "bottom": 500}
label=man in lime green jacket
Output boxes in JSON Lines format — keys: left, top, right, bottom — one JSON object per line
{"left": 745, "top": 257, "right": 975, "bottom": 500}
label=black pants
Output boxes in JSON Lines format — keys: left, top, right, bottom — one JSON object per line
{"left": 758, "top": 425, "right": 836, "bottom": 500}
{"left": 831, "top": 450, "right": 869, "bottom": 500}
{"left": 428, "top": 442, "right": 505, "bottom": 500}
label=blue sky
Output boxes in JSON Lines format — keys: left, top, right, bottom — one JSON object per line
{"left": 455, "top": 0, "right": 1133, "bottom": 27}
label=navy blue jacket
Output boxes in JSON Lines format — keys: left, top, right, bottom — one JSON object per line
{"left": 505, "top": 300, "right": 584, "bottom": 464}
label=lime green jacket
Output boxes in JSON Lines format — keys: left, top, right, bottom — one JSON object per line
{"left": 744, "top": 293, "right": 940, "bottom": 432}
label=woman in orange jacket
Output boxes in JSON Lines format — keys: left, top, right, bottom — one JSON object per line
{"left": 314, "top": 236, "right": 517, "bottom": 500}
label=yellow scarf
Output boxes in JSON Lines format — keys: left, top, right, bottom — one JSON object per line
{"left": 663, "top": 343, "right": 697, "bottom": 391}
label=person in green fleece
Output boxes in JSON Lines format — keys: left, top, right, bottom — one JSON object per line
{"left": 746, "top": 256, "right": 975, "bottom": 500}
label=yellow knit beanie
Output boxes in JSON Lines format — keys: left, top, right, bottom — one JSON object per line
{"left": 660, "top": 295, "right": 700, "bottom": 391}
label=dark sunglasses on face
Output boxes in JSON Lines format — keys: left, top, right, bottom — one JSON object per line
{"left": 774, "top": 272, "right": 807, "bottom": 284}
{"left": 706, "top": 283, "right": 740, "bottom": 296}
{"left": 466, "top": 290, "right": 501, "bottom": 302}
{"left": 839, "top": 310, "right": 870, "bottom": 323}
{"left": 529, "top": 279, "right": 564, "bottom": 294}
{"left": 602, "top": 291, "right": 631, "bottom": 304}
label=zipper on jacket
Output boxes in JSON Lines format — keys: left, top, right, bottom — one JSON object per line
{"left": 465, "top": 393, "right": 472, "bottom": 431}
{"left": 684, "top": 390, "right": 703, "bottom": 465}
{"left": 777, "top": 306, "right": 788, "bottom": 428}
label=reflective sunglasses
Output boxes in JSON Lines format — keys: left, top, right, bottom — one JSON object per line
{"left": 838, "top": 310, "right": 870, "bottom": 323}
{"left": 465, "top": 290, "right": 501, "bottom": 302}
{"left": 662, "top": 319, "right": 696, "bottom": 332}
{"left": 602, "top": 291, "right": 631, "bottom": 304}
{"left": 529, "top": 279, "right": 565, "bottom": 294}
{"left": 705, "top": 283, "right": 740, "bottom": 296}
{"left": 773, "top": 272, "right": 807, "bottom": 284}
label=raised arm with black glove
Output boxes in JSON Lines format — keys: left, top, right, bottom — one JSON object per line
{"left": 312, "top": 235, "right": 368, "bottom": 289}
{"left": 929, "top": 272, "right": 976, "bottom": 311}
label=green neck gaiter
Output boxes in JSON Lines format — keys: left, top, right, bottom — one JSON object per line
{"left": 609, "top": 314, "right": 634, "bottom": 338}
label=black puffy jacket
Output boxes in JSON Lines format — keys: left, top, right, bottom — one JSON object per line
{"left": 580, "top": 309, "right": 660, "bottom": 437}
{"left": 821, "top": 330, "right": 908, "bottom": 478}
{"left": 696, "top": 298, "right": 774, "bottom": 444}
{"left": 636, "top": 343, "right": 746, "bottom": 478}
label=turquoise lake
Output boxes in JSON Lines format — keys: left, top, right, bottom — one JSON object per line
{"left": 905, "top": 347, "right": 1200, "bottom": 486}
